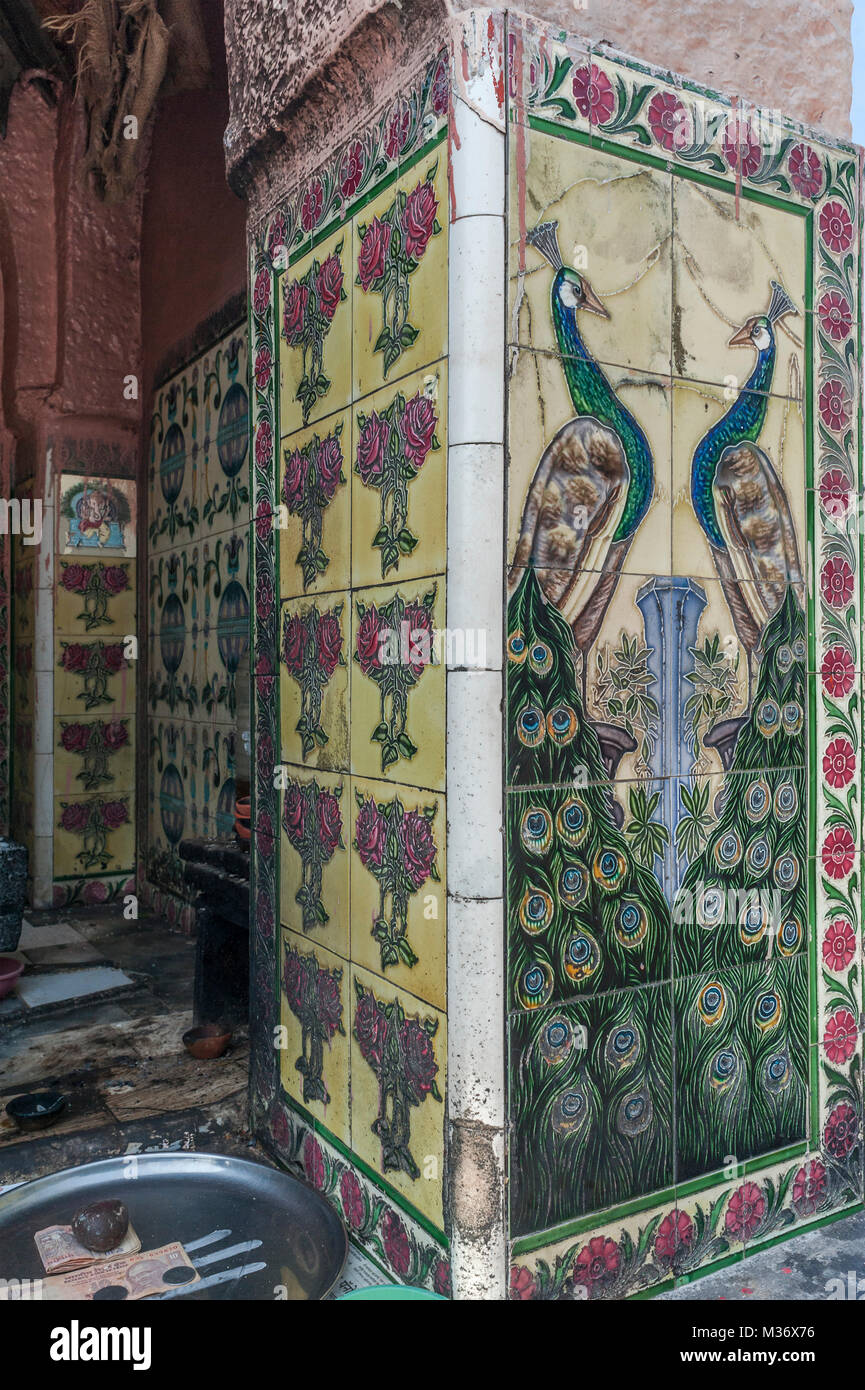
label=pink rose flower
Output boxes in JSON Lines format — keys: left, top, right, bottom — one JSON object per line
{"left": 315, "top": 434, "right": 343, "bottom": 501}
{"left": 315, "top": 611, "right": 343, "bottom": 680}
{"left": 357, "top": 217, "right": 392, "bottom": 291}
{"left": 356, "top": 412, "right": 390, "bottom": 485}
{"left": 401, "top": 392, "right": 437, "bottom": 467}
{"left": 355, "top": 797, "right": 386, "bottom": 869}
{"left": 101, "top": 800, "right": 129, "bottom": 830}
{"left": 315, "top": 253, "right": 344, "bottom": 321}
{"left": 283, "top": 448, "right": 308, "bottom": 512}
{"left": 316, "top": 790, "right": 343, "bottom": 859}
{"left": 283, "top": 615, "right": 308, "bottom": 676}
{"left": 402, "top": 180, "right": 438, "bottom": 261}
{"left": 283, "top": 783, "right": 307, "bottom": 848}
{"left": 283, "top": 281, "right": 308, "bottom": 344}
{"left": 401, "top": 809, "right": 436, "bottom": 889}
{"left": 355, "top": 605, "right": 383, "bottom": 675}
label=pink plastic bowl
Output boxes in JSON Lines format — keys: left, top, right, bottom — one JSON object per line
{"left": 0, "top": 956, "right": 24, "bottom": 1000}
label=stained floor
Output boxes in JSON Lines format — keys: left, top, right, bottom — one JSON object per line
{"left": 0, "top": 905, "right": 250, "bottom": 1185}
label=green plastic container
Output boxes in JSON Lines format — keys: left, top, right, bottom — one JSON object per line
{"left": 339, "top": 1284, "right": 446, "bottom": 1300}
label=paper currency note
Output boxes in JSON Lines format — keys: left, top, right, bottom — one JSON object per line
{"left": 35, "top": 1222, "right": 141, "bottom": 1274}
{"left": 40, "top": 1242, "right": 199, "bottom": 1301}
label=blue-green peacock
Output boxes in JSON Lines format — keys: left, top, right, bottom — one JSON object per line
{"left": 691, "top": 280, "right": 803, "bottom": 689}
{"left": 510, "top": 222, "right": 657, "bottom": 690}
{"left": 507, "top": 566, "right": 673, "bottom": 1231}
{"left": 674, "top": 282, "right": 809, "bottom": 1176}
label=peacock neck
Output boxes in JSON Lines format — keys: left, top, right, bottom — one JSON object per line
{"left": 718, "top": 345, "right": 774, "bottom": 441}
{"left": 552, "top": 294, "right": 654, "bottom": 541}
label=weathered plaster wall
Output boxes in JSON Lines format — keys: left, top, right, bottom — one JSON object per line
{"left": 224, "top": 0, "right": 853, "bottom": 214}
{"left": 140, "top": 0, "right": 246, "bottom": 398}
{"left": 0, "top": 82, "right": 141, "bottom": 906}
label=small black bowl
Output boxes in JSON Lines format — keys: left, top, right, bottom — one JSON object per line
{"left": 5, "top": 1091, "right": 67, "bottom": 1131}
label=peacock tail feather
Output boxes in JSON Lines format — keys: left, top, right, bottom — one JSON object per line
{"left": 509, "top": 984, "right": 673, "bottom": 1234}
{"left": 507, "top": 567, "right": 671, "bottom": 1004}
{"left": 507, "top": 567, "right": 673, "bottom": 1233}
{"left": 674, "top": 584, "right": 808, "bottom": 1178}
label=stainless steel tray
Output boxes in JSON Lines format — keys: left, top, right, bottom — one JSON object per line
{"left": 0, "top": 1151, "right": 347, "bottom": 1300}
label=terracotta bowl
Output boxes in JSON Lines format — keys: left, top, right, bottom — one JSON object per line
{"left": 0, "top": 956, "right": 24, "bottom": 1000}
{"left": 183, "top": 1023, "right": 233, "bottom": 1060}
{"left": 235, "top": 797, "right": 251, "bottom": 823}
{"left": 234, "top": 818, "right": 251, "bottom": 843}
{"left": 6, "top": 1091, "right": 66, "bottom": 1131}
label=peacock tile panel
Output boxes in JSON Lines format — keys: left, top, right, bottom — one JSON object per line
{"left": 507, "top": 346, "right": 673, "bottom": 583}
{"left": 508, "top": 981, "right": 674, "bottom": 1239}
{"left": 673, "top": 955, "right": 809, "bottom": 1184}
{"left": 508, "top": 130, "right": 673, "bottom": 381}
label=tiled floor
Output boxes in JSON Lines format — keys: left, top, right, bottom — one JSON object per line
{"left": 0, "top": 906, "right": 250, "bottom": 1185}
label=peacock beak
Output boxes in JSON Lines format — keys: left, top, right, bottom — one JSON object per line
{"left": 728, "top": 322, "right": 753, "bottom": 347}
{"left": 581, "top": 279, "right": 610, "bottom": 319}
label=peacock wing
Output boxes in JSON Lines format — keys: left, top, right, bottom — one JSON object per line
{"left": 713, "top": 441, "right": 803, "bottom": 629}
{"left": 509, "top": 416, "right": 629, "bottom": 624}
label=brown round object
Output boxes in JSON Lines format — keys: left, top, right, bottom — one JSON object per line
{"left": 71, "top": 1199, "right": 129, "bottom": 1253}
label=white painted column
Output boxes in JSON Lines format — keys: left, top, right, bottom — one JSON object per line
{"left": 445, "top": 12, "right": 507, "bottom": 1300}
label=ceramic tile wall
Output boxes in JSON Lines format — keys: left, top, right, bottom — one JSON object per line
{"left": 144, "top": 325, "right": 251, "bottom": 928}
{"left": 52, "top": 473, "right": 137, "bottom": 909}
{"left": 248, "top": 50, "right": 452, "bottom": 1289}
{"left": 504, "top": 14, "right": 862, "bottom": 1297}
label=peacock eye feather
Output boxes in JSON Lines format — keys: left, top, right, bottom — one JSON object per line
{"left": 696, "top": 886, "right": 725, "bottom": 930}
{"left": 773, "top": 781, "right": 798, "bottom": 822}
{"left": 714, "top": 829, "right": 743, "bottom": 869}
{"left": 776, "top": 916, "right": 803, "bottom": 956}
{"left": 756, "top": 699, "right": 781, "bottom": 738}
{"left": 529, "top": 641, "right": 553, "bottom": 675}
{"left": 592, "top": 846, "right": 627, "bottom": 893}
{"left": 745, "top": 836, "right": 771, "bottom": 877}
{"left": 698, "top": 981, "right": 727, "bottom": 1026}
{"left": 605, "top": 1023, "right": 641, "bottom": 1070}
{"left": 519, "top": 885, "right": 554, "bottom": 935}
{"left": 773, "top": 853, "right": 799, "bottom": 890}
{"left": 556, "top": 795, "right": 590, "bottom": 848}
{"left": 616, "top": 1087, "right": 653, "bottom": 1136}
{"left": 754, "top": 990, "right": 782, "bottom": 1031}
{"left": 563, "top": 930, "right": 601, "bottom": 981}
{"left": 546, "top": 704, "right": 578, "bottom": 745}
{"left": 539, "top": 1017, "right": 572, "bottom": 1066}
{"left": 516, "top": 960, "right": 554, "bottom": 1010}
{"left": 521, "top": 805, "right": 553, "bottom": 855}
{"left": 738, "top": 897, "right": 770, "bottom": 945}
{"left": 517, "top": 705, "right": 546, "bottom": 747}
{"left": 744, "top": 778, "right": 771, "bottom": 822}
{"left": 781, "top": 701, "right": 802, "bottom": 736}
{"left": 764, "top": 1052, "right": 792, "bottom": 1093}
{"left": 710, "top": 1049, "right": 738, "bottom": 1091}
{"left": 615, "top": 900, "right": 648, "bottom": 948}
{"left": 559, "top": 863, "right": 589, "bottom": 908}
{"left": 551, "top": 1087, "right": 589, "bottom": 1135}
{"left": 507, "top": 629, "right": 528, "bottom": 664}
{"left": 776, "top": 644, "right": 793, "bottom": 674}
